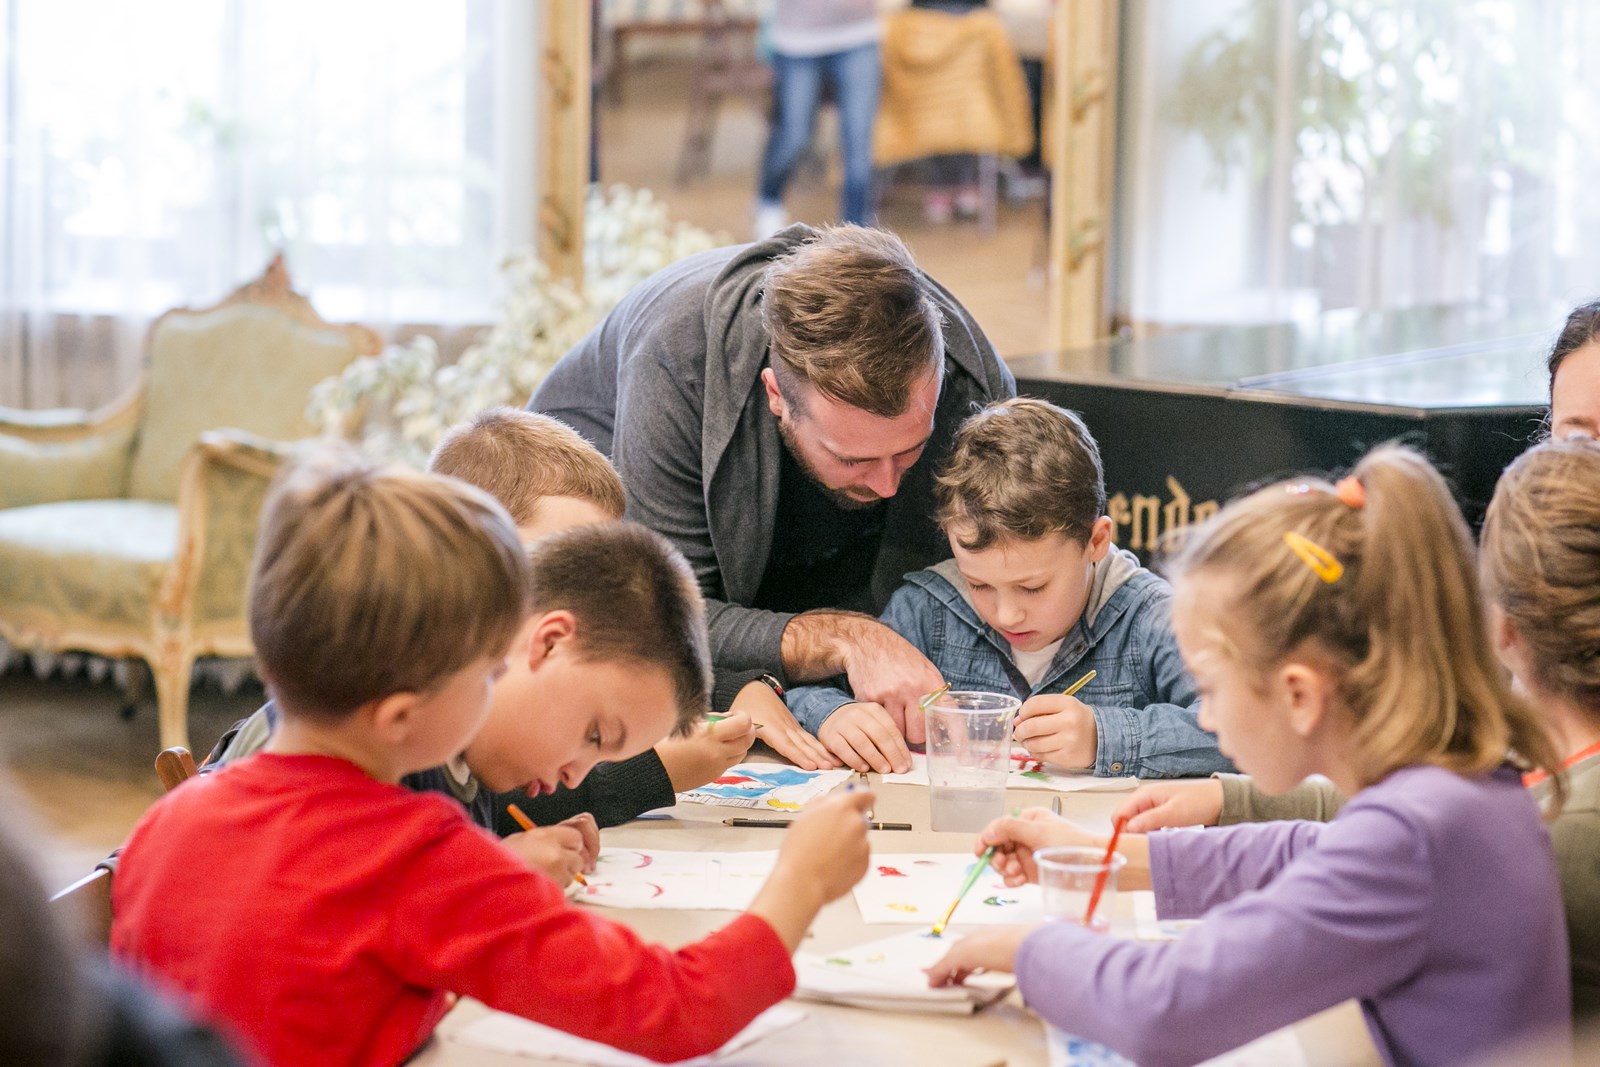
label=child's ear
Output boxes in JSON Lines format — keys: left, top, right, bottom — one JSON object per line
{"left": 1488, "top": 604, "right": 1523, "bottom": 673}
{"left": 759, "top": 367, "right": 788, "bottom": 420}
{"left": 368, "top": 691, "right": 423, "bottom": 745}
{"left": 1086, "top": 516, "right": 1114, "bottom": 562}
{"left": 1280, "top": 661, "right": 1335, "bottom": 738}
{"left": 526, "top": 609, "right": 578, "bottom": 669}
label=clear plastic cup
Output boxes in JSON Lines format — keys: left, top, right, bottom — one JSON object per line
{"left": 923, "top": 690, "right": 1020, "bottom": 832}
{"left": 1036, "top": 845, "right": 1127, "bottom": 933}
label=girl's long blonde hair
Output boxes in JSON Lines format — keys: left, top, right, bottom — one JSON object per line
{"left": 1167, "top": 443, "right": 1562, "bottom": 794}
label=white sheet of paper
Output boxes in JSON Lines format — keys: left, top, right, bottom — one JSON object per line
{"left": 879, "top": 753, "right": 1139, "bottom": 792}
{"left": 794, "top": 930, "right": 1013, "bottom": 1014}
{"left": 574, "top": 849, "right": 777, "bottom": 911}
{"left": 1131, "top": 890, "right": 1204, "bottom": 941}
{"left": 852, "top": 853, "right": 1045, "bottom": 925}
{"left": 451, "top": 1004, "right": 805, "bottom": 1066}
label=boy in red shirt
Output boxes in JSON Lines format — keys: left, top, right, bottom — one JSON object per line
{"left": 111, "top": 448, "right": 874, "bottom": 1067}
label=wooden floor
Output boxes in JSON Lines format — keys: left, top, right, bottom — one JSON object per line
{"left": 9, "top": 54, "right": 1053, "bottom": 894}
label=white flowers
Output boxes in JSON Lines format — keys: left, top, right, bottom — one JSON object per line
{"left": 308, "top": 184, "right": 724, "bottom": 466}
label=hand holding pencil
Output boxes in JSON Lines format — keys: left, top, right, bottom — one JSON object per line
{"left": 503, "top": 805, "right": 595, "bottom": 888}
{"left": 1012, "top": 670, "right": 1100, "bottom": 770}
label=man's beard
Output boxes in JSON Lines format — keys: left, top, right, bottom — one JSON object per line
{"left": 776, "top": 415, "right": 886, "bottom": 512}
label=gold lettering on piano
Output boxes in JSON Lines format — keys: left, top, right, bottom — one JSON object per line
{"left": 1107, "top": 477, "right": 1219, "bottom": 551}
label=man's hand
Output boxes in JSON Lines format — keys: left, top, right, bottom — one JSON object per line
{"left": 731, "top": 680, "right": 840, "bottom": 770}
{"left": 501, "top": 813, "right": 599, "bottom": 886}
{"left": 780, "top": 612, "right": 944, "bottom": 744}
{"left": 1012, "top": 693, "right": 1098, "bottom": 770}
{"left": 1113, "top": 779, "right": 1225, "bottom": 832}
{"left": 656, "top": 714, "right": 757, "bottom": 792}
{"left": 818, "top": 702, "right": 914, "bottom": 774}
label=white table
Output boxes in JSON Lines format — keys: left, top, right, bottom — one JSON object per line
{"left": 416, "top": 778, "right": 1380, "bottom": 1067}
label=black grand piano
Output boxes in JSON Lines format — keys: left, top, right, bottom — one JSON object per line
{"left": 1009, "top": 303, "right": 1558, "bottom": 560}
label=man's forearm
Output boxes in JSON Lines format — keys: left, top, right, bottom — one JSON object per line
{"left": 779, "top": 609, "right": 880, "bottom": 684}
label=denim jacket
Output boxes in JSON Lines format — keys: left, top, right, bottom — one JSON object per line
{"left": 786, "top": 548, "right": 1231, "bottom": 778}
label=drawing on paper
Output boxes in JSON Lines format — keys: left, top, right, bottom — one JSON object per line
{"left": 576, "top": 849, "right": 779, "bottom": 911}
{"left": 676, "top": 764, "right": 854, "bottom": 809}
{"left": 853, "top": 853, "right": 1046, "bottom": 926}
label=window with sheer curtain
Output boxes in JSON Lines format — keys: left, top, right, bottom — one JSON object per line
{"left": 1114, "top": 0, "right": 1600, "bottom": 332}
{"left": 0, "top": 0, "right": 535, "bottom": 410}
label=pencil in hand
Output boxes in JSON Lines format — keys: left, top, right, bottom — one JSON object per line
{"left": 506, "top": 802, "right": 588, "bottom": 886}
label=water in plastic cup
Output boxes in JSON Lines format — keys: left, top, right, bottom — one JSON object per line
{"left": 924, "top": 690, "right": 1020, "bottom": 832}
{"left": 1036, "top": 846, "right": 1127, "bottom": 934}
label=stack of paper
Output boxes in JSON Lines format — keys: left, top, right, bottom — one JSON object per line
{"left": 793, "top": 931, "right": 1014, "bottom": 1015}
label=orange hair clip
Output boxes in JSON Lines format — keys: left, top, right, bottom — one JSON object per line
{"left": 1334, "top": 476, "right": 1366, "bottom": 509}
{"left": 1283, "top": 531, "right": 1344, "bottom": 584}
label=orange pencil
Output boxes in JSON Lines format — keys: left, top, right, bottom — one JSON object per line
{"left": 1082, "top": 816, "right": 1126, "bottom": 927}
{"left": 507, "top": 802, "right": 588, "bottom": 886}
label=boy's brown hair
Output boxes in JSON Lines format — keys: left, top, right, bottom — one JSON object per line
{"left": 527, "top": 522, "right": 712, "bottom": 733}
{"left": 250, "top": 445, "right": 531, "bottom": 719}
{"left": 934, "top": 398, "right": 1107, "bottom": 551}
{"left": 428, "top": 408, "right": 625, "bottom": 526}
{"left": 761, "top": 224, "right": 945, "bottom": 419}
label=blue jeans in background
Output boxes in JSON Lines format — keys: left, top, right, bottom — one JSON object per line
{"left": 757, "top": 42, "right": 881, "bottom": 226}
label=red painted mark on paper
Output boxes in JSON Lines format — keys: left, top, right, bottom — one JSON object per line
{"left": 876, "top": 865, "right": 907, "bottom": 878}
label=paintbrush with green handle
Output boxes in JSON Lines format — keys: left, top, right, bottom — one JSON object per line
{"left": 930, "top": 807, "right": 1021, "bottom": 937}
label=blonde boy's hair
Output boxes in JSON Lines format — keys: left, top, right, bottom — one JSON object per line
{"left": 1482, "top": 438, "right": 1600, "bottom": 715}
{"left": 762, "top": 225, "right": 945, "bottom": 419}
{"left": 428, "top": 408, "right": 625, "bottom": 526}
{"left": 528, "top": 522, "right": 712, "bottom": 732}
{"left": 250, "top": 446, "right": 531, "bottom": 719}
{"left": 1166, "top": 443, "right": 1562, "bottom": 795}
{"left": 934, "top": 398, "right": 1106, "bottom": 550}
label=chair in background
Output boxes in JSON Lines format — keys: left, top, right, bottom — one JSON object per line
{"left": 676, "top": 0, "right": 772, "bottom": 186}
{"left": 602, "top": 0, "right": 764, "bottom": 104}
{"left": 0, "top": 256, "right": 380, "bottom": 751}
{"left": 49, "top": 745, "right": 201, "bottom": 945}
{"left": 874, "top": 5, "right": 1035, "bottom": 234}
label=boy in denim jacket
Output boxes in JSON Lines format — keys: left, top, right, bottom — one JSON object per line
{"left": 787, "top": 398, "right": 1229, "bottom": 779}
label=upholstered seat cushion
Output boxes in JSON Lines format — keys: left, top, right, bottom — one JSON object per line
{"left": 0, "top": 500, "right": 178, "bottom": 635}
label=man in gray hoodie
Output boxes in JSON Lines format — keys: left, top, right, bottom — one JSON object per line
{"left": 530, "top": 224, "right": 1014, "bottom": 751}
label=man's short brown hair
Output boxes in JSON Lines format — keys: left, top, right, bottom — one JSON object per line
{"left": 528, "top": 522, "right": 712, "bottom": 733}
{"left": 761, "top": 225, "right": 945, "bottom": 419}
{"left": 250, "top": 445, "right": 531, "bottom": 719}
{"left": 934, "top": 398, "right": 1107, "bottom": 550}
{"left": 428, "top": 408, "right": 625, "bottom": 526}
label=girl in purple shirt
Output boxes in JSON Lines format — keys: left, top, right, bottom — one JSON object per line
{"left": 928, "top": 444, "right": 1572, "bottom": 1067}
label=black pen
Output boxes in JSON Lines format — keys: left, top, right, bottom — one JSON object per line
{"left": 723, "top": 817, "right": 913, "bottom": 831}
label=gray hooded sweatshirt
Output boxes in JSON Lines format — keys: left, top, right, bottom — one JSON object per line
{"left": 529, "top": 224, "right": 1015, "bottom": 676}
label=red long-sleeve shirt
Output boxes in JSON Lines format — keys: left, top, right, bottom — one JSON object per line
{"left": 112, "top": 754, "right": 795, "bottom": 1067}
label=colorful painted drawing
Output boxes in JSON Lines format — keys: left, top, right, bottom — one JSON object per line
{"left": 576, "top": 849, "right": 779, "bottom": 911}
{"left": 852, "top": 853, "right": 1046, "bottom": 926}
{"left": 676, "top": 764, "right": 854, "bottom": 809}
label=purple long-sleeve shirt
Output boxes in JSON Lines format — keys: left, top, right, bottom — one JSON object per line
{"left": 1015, "top": 765, "right": 1570, "bottom": 1067}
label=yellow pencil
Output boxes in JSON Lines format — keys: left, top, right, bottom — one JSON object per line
{"left": 1062, "top": 669, "right": 1096, "bottom": 697}
{"left": 507, "top": 802, "right": 588, "bottom": 886}
{"left": 917, "top": 682, "right": 952, "bottom": 712}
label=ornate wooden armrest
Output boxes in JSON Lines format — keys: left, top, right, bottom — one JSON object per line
{"left": 0, "top": 385, "right": 143, "bottom": 444}
{"left": 159, "top": 430, "right": 302, "bottom": 633}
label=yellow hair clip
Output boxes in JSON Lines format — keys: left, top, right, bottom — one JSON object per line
{"left": 1283, "top": 531, "right": 1344, "bottom": 583}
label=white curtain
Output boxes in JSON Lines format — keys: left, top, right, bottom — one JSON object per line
{"left": 1113, "top": 0, "right": 1600, "bottom": 330}
{"left": 0, "top": 0, "right": 536, "bottom": 411}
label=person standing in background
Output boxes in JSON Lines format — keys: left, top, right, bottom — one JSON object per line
{"left": 754, "top": 1, "right": 882, "bottom": 238}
